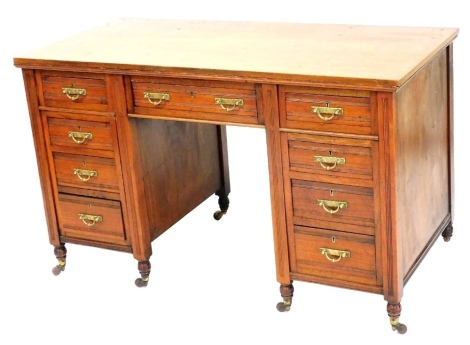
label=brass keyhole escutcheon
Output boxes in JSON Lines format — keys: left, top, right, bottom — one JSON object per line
{"left": 78, "top": 125, "right": 81, "bottom": 131}
{"left": 332, "top": 236, "right": 336, "bottom": 243}
{"left": 328, "top": 150, "right": 332, "bottom": 156}
{"left": 330, "top": 189, "right": 334, "bottom": 196}
{"left": 190, "top": 91, "right": 195, "bottom": 98}
{"left": 88, "top": 203, "right": 92, "bottom": 208}
{"left": 82, "top": 160, "right": 87, "bottom": 166}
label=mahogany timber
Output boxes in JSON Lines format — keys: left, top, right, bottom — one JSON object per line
{"left": 57, "top": 193, "right": 127, "bottom": 245}
{"left": 133, "top": 118, "right": 222, "bottom": 241}
{"left": 286, "top": 133, "right": 374, "bottom": 186}
{"left": 45, "top": 112, "right": 115, "bottom": 153}
{"left": 291, "top": 180, "right": 375, "bottom": 234}
{"left": 261, "top": 84, "right": 291, "bottom": 285}
{"left": 40, "top": 71, "right": 108, "bottom": 111}
{"left": 22, "top": 70, "right": 60, "bottom": 246}
{"left": 14, "top": 19, "right": 458, "bottom": 332}
{"left": 395, "top": 49, "right": 450, "bottom": 276}
{"left": 14, "top": 19, "right": 458, "bottom": 89}
{"left": 283, "top": 87, "right": 372, "bottom": 135}
{"left": 294, "top": 226, "right": 377, "bottom": 286}
{"left": 131, "top": 77, "right": 258, "bottom": 125}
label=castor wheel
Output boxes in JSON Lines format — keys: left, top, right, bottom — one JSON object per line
{"left": 52, "top": 265, "right": 65, "bottom": 276}
{"left": 213, "top": 210, "right": 226, "bottom": 221}
{"left": 442, "top": 224, "right": 453, "bottom": 242}
{"left": 276, "top": 301, "right": 291, "bottom": 312}
{"left": 135, "top": 277, "right": 149, "bottom": 287}
{"left": 392, "top": 323, "right": 407, "bottom": 334}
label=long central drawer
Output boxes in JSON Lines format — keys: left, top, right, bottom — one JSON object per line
{"left": 130, "top": 77, "right": 258, "bottom": 125}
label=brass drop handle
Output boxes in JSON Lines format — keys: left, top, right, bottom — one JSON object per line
{"left": 68, "top": 131, "right": 93, "bottom": 144}
{"left": 319, "top": 248, "right": 351, "bottom": 262}
{"left": 314, "top": 155, "right": 346, "bottom": 170}
{"left": 215, "top": 98, "right": 244, "bottom": 111}
{"left": 317, "top": 199, "right": 348, "bottom": 214}
{"left": 143, "top": 92, "right": 170, "bottom": 105}
{"left": 78, "top": 213, "right": 103, "bottom": 227}
{"left": 62, "top": 87, "right": 87, "bottom": 101}
{"left": 73, "top": 168, "right": 98, "bottom": 182}
{"left": 312, "top": 102, "right": 343, "bottom": 121}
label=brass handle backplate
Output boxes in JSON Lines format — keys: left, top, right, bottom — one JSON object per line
{"left": 73, "top": 168, "right": 98, "bottom": 182}
{"left": 62, "top": 87, "right": 87, "bottom": 101}
{"left": 317, "top": 199, "right": 348, "bottom": 214}
{"left": 78, "top": 213, "right": 103, "bottom": 227}
{"left": 215, "top": 98, "right": 244, "bottom": 111}
{"left": 314, "top": 155, "right": 346, "bottom": 170}
{"left": 319, "top": 247, "right": 351, "bottom": 262}
{"left": 312, "top": 102, "right": 343, "bottom": 121}
{"left": 144, "top": 92, "right": 170, "bottom": 105}
{"left": 68, "top": 131, "right": 93, "bottom": 144}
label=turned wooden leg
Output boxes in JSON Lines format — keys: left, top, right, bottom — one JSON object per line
{"left": 387, "top": 302, "right": 407, "bottom": 334}
{"left": 442, "top": 223, "right": 453, "bottom": 242}
{"left": 52, "top": 245, "right": 67, "bottom": 276}
{"left": 276, "top": 283, "right": 294, "bottom": 312}
{"left": 135, "top": 260, "right": 151, "bottom": 287}
{"left": 213, "top": 194, "right": 230, "bottom": 221}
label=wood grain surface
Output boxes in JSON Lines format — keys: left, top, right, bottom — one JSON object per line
{"left": 14, "top": 19, "right": 458, "bottom": 89}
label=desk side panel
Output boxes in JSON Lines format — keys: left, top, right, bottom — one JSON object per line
{"left": 22, "top": 69, "right": 60, "bottom": 245}
{"left": 134, "top": 118, "right": 221, "bottom": 240}
{"left": 395, "top": 49, "right": 450, "bottom": 277}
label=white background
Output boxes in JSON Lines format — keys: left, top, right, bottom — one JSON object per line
{"left": 1, "top": 1, "right": 469, "bottom": 343}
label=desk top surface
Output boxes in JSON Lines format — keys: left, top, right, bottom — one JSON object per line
{"left": 14, "top": 19, "right": 458, "bottom": 90}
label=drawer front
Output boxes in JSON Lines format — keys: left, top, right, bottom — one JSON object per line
{"left": 57, "top": 194, "right": 126, "bottom": 245}
{"left": 40, "top": 72, "right": 108, "bottom": 111}
{"left": 291, "top": 179, "right": 375, "bottom": 235}
{"left": 131, "top": 77, "right": 258, "bottom": 125}
{"left": 287, "top": 133, "right": 373, "bottom": 182}
{"left": 294, "top": 226, "right": 377, "bottom": 285}
{"left": 53, "top": 153, "right": 120, "bottom": 192}
{"left": 282, "top": 86, "right": 372, "bottom": 135}
{"left": 47, "top": 115, "right": 115, "bottom": 152}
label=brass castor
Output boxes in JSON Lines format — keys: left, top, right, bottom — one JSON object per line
{"left": 135, "top": 261, "right": 150, "bottom": 288}
{"left": 52, "top": 264, "right": 65, "bottom": 276}
{"left": 52, "top": 246, "right": 66, "bottom": 276}
{"left": 387, "top": 303, "right": 406, "bottom": 334}
{"left": 135, "top": 277, "right": 149, "bottom": 288}
{"left": 392, "top": 322, "right": 407, "bottom": 334}
{"left": 277, "top": 283, "right": 294, "bottom": 313}
{"left": 213, "top": 210, "right": 227, "bottom": 221}
{"left": 276, "top": 301, "right": 291, "bottom": 312}
{"left": 442, "top": 223, "right": 453, "bottom": 242}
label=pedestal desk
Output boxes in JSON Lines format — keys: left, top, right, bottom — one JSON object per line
{"left": 14, "top": 19, "right": 458, "bottom": 333}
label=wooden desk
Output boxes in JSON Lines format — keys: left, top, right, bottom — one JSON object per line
{"left": 14, "top": 19, "right": 458, "bottom": 334}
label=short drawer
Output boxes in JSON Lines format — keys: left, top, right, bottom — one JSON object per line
{"left": 291, "top": 179, "right": 375, "bottom": 235}
{"left": 46, "top": 113, "right": 115, "bottom": 152}
{"left": 281, "top": 86, "right": 372, "bottom": 135}
{"left": 40, "top": 71, "right": 108, "bottom": 111}
{"left": 286, "top": 133, "right": 373, "bottom": 181}
{"left": 53, "top": 152, "right": 120, "bottom": 193}
{"left": 57, "top": 194, "right": 126, "bottom": 245}
{"left": 131, "top": 77, "right": 258, "bottom": 125}
{"left": 293, "top": 226, "right": 377, "bottom": 285}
